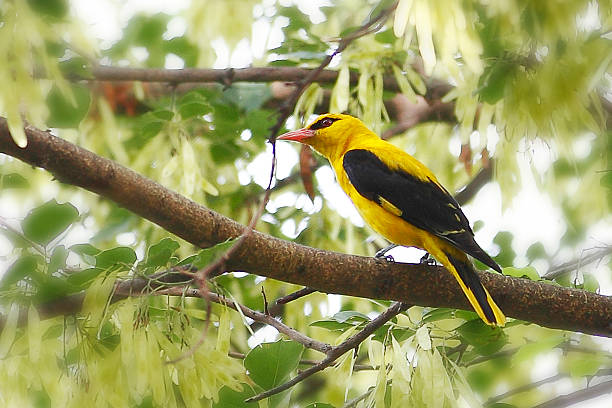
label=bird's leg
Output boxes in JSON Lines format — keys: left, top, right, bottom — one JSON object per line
{"left": 419, "top": 252, "right": 436, "bottom": 265}
{"left": 375, "top": 244, "right": 398, "bottom": 262}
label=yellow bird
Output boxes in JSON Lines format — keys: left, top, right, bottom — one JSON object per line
{"left": 277, "top": 113, "right": 505, "bottom": 326}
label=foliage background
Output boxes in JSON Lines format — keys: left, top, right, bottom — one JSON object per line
{"left": 0, "top": 0, "right": 611, "bottom": 407}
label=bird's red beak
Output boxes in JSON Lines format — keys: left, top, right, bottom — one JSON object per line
{"left": 276, "top": 128, "right": 315, "bottom": 143}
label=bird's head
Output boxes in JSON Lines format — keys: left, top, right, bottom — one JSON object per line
{"left": 277, "top": 113, "right": 375, "bottom": 160}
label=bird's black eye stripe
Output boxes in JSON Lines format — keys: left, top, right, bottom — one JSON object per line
{"left": 309, "top": 117, "right": 340, "bottom": 130}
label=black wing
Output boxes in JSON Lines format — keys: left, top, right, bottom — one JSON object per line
{"left": 343, "top": 149, "right": 501, "bottom": 272}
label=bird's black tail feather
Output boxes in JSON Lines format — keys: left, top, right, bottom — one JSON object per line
{"left": 446, "top": 253, "right": 505, "bottom": 326}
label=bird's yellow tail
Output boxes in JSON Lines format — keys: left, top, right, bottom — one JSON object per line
{"left": 444, "top": 252, "right": 506, "bottom": 327}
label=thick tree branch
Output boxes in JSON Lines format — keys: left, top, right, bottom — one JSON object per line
{"left": 1, "top": 119, "right": 612, "bottom": 337}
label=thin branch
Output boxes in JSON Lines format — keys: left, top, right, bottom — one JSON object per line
{"left": 454, "top": 161, "right": 494, "bottom": 205}
{"left": 487, "top": 373, "right": 565, "bottom": 405}
{"left": 465, "top": 341, "right": 612, "bottom": 368}
{"left": 276, "top": 287, "right": 317, "bottom": 305}
{"left": 531, "top": 378, "right": 612, "bottom": 408}
{"left": 487, "top": 368, "right": 612, "bottom": 406}
{"left": 86, "top": 66, "right": 402, "bottom": 93}
{"left": 343, "top": 386, "right": 376, "bottom": 408}
{"left": 245, "top": 301, "right": 410, "bottom": 402}
{"left": 543, "top": 246, "right": 612, "bottom": 280}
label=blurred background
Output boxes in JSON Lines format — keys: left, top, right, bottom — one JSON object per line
{"left": 0, "top": 0, "right": 611, "bottom": 406}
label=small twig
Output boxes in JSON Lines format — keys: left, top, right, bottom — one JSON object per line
{"left": 245, "top": 301, "right": 410, "bottom": 402}
{"left": 530, "top": 377, "right": 612, "bottom": 408}
{"left": 276, "top": 287, "right": 317, "bottom": 305}
{"left": 486, "top": 369, "right": 612, "bottom": 406}
{"left": 343, "top": 386, "right": 375, "bottom": 408}
{"left": 262, "top": 287, "right": 269, "bottom": 316}
{"left": 454, "top": 161, "right": 494, "bottom": 206}
{"left": 466, "top": 341, "right": 612, "bottom": 368}
{"left": 543, "top": 246, "right": 612, "bottom": 280}
{"left": 486, "top": 373, "right": 565, "bottom": 405}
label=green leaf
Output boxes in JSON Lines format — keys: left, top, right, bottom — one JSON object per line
{"left": 46, "top": 84, "right": 91, "bottom": 128}
{"left": 95, "top": 247, "right": 137, "bottom": 270}
{"left": 246, "top": 109, "right": 275, "bottom": 140}
{"left": 477, "top": 60, "right": 515, "bottom": 104}
{"left": 374, "top": 29, "right": 395, "bottom": 44}
{"left": 457, "top": 319, "right": 507, "bottom": 356}
{"left": 66, "top": 267, "right": 102, "bottom": 289}
{"left": 310, "top": 320, "right": 354, "bottom": 331}
{"left": 150, "top": 109, "right": 174, "bottom": 121}
{"left": 179, "top": 101, "right": 211, "bottom": 119}
{"left": 526, "top": 242, "right": 547, "bottom": 261}
{"left": 27, "top": 0, "right": 68, "bottom": 19}
{"left": 1, "top": 173, "right": 29, "bottom": 189}
{"left": 222, "top": 84, "right": 271, "bottom": 112}
{"left": 304, "top": 404, "right": 335, "bottom": 408}
{"left": 503, "top": 266, "right": 540, "bottom": 281}
{"left": 35, "top": 276, "right": 72, "bottom": 302}
{"left": 329, "top": 310, "right": 370, "bottom": 324}
{"left": 143, "top": 238, "right": 180, "bottom": 269}
{"left": 1, "top": 255, "right": 41, "bottom": 288}
{"left": 422, "top": 308, "right": 455, "bottom": 323}
{"left": 163, "top": 37, "right": 198, "bottom": 67}
{"left": 178, "top": 239, "right": 238, "bottom": 269}
{"left": 212, "top": 386, "right": 259, "bottom": 408}
{"left": 69, "top": 243, "right": 100, "bottom": 257}
{"left": 244, "top": 340, "right": 304, "bottom": 390}
{"left": 59, "top": 57, "right": 92, "bottom": 79}
{"left": 42, "top": 324, "right": 63, "bottom": 340}
{"left": 512, "top": 336, "right": 564, "bottom": 364}
{"left": 22, "top": 200, "right": 79, "bottom": 245}
{"left": 48, "top": 245, "right": 68, "bottom": 274}
{"left": 601, "top": 171, "right": 612, "bottom": 189}
{"left": 69, "top": 243, "right": 101, "bottom": 266}
{"left": 567, "top": 353, "right": 604, "bottom": 377}
{"left": 581, "top": 273, "right": 600, "bottom": 293}
{"left": 492, "top": 231, "right": 516, "bottom": 267}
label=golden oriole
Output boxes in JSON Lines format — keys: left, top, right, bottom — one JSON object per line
{"left": 277, "top": 113, "right": 505, "bottom": 326}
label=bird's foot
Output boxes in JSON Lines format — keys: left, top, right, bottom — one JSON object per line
{"left": 419, "top": 252, "right": 436, "bottom": 265}
{"left": 375, "top": 254, "right": 395, "bottom": 263}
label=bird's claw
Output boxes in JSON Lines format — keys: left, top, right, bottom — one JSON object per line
{"left": 374, "top": 254, "right": 395, "bottom": 263}
{"left": 419, "top": 252, "right": 436, "bottom": 265}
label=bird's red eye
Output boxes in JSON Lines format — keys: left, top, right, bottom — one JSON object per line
{"left": 310, "top": 116, "right": 339, "bottom": 130}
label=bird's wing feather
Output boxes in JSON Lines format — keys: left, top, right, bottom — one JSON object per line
{"left": 343, "top": 149, "right": 501, "bottom": 272}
